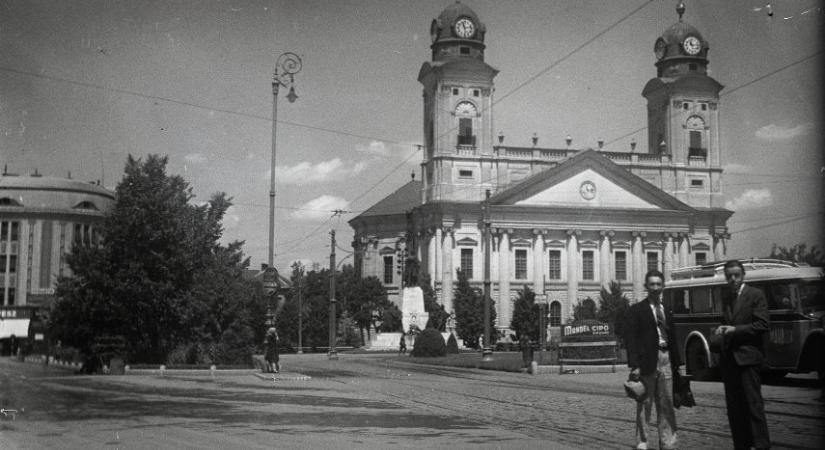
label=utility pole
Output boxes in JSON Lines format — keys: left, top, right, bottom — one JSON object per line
{"left": 328, "top": 229, "right": 338, "bottom": 360}
{"left": 297, "top": 275, "right": 303, "bottom": 354}
{"left": 482, "top": 189, "right": 493, "bottom": 361}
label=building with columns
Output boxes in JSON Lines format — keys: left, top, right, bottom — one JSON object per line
{"left": 0, "top": 172, "right": 114, "bottom": 353}
{"left": 349, "top": 2, "right": 732, "bottom": 336}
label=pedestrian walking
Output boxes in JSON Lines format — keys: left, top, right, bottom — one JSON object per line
{"left": 265, "top": 327, "right": 280, "bottom": 374}
{"left": 624, "top": 269, "right": 680, "bottom": 450}
{"left": 399, "top": 333, "right": 407, "bottom": 355}
{"left": 714, "top": 260, "right": 771, "bottom": 450}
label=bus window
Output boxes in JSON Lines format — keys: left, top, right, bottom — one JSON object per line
{"left": 690, "top": 287, "right": 712, "bottom": 313}
{"left": 798, "top": 279, "right": 824, "bottom": 314}
{"left": 712, "top": 286, "right": 724, "bottom": 312}
{"left": 767, "top": 283, "right": 795, "bottom": 310}
{"left": 670, "top": 289, "right": 689, "bottom": 314}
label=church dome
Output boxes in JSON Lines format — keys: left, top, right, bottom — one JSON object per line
{"left": 430, "top": 1, "right": 486, "bottom": 45}
{"left": 653, "top": 2, "right": 709, "bottom": 76}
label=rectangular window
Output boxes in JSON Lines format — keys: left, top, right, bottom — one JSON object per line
{"left": 582, "top": 251, "right": 594, "bottom": 280}
{"left": 690, "top": 179, "right": 704, "bottom": 187}
{"left": 458, "top": 118, "right": 474, "bottom": 146}
{"left": 460, "top": 248, "right": 473, "bottom": 279}
{"left": 383, "top": 256, "right": 393, "bottom": 284}
{"left": 689, "top": 130, "right": 706, "bottom": 157}
{"left": 472, "top": 89, "right": 479, "bottom": 97}
{"left": 695, "top": 252, "right": 707, "bottom": 266}
{"left": 458, "top": 169, "right": 473, "bottom": 178}
{"left": 40, "top": 220, "right": 53, "bottom": 289}
{"left": 615, "top": 251, "right": 627, "bottom": 281}
{"left": 548, "top": 250, "right": 561, "bottom": 280}
{"left": 459, "top": 46, "right": 470, "bottom": 55}
{"left": 646, "top": 251, "right": 659, "bottom": 273}
{"left": 452, "top": 88, "right": 459, "bottom": 95}
{"left": 690, "top": 287, "right": 712, "bottom": 313}
{"left": 515, "top": 249, "right": 528, "bottom": 280}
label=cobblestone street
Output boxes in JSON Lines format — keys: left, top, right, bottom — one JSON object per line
{"left": 1, "top": 354, "right": 823, "bottom": 449}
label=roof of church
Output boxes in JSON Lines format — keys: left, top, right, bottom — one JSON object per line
{"left": 352, "top": 180, "right": 422, "bottom": 220}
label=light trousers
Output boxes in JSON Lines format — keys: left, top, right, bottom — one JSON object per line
{"left": 636, "top": 350, "right": 678, "bottom": 449}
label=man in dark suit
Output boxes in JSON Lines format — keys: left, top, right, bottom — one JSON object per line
{"left": 625, "top": 270, "right": 680, "bottom": 450}
{"left": 715, "top": 260, "right": 771, "bottom": 449}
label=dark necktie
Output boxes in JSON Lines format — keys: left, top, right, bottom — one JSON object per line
{"left": 656, "top": 304, "right": 668, "bottom": 345}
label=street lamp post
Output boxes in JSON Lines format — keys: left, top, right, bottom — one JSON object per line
{"left": 269, "top": 52, "right": 302, "bottom": 269}
{"left": 482, "top": 189, "right": 493, "bottom": 361}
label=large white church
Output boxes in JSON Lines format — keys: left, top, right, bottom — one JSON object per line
{"left": 349, "top": 1, "right": 732, "bottom": 336}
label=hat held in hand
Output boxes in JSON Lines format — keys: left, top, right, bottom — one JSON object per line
{"left": 624, "top": 379, "right": 647, "bottom": 402}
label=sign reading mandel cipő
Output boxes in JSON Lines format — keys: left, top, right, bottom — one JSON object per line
{"left": 562, "top": 321, "right": 612, "bottom": 337}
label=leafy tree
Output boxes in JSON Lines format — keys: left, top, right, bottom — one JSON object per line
{"left": 295, "top": 268, "right": 337, "bottom": 351}
{"left": 420, "top": 274, "right": 449, "bottom": 331}
{"left": 452, "top": 269, "right": 496, "bottom": 349}
{"left": 379, "top": 305, "right": 403, "bottom": 332}
{"left": 338, "top": 265, "right": 393, "bottom": 344}
{"left": 569, "top": 297, "right": 597, "bottom": 323}
{"left": 509, "top": 286, "right": 548, "bottom": 342}
{"left": 767, "top": 243, "right": 825, "bottom": 267}
{"left": 596, "top": 281, "right": 630, "bottom": 344}
{"left": 50, "top": 154, "right": 258, "bottom": 363}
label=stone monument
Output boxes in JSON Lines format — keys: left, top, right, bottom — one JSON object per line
{"left": 400, "top": 286, "right": 429, "bottom": 334}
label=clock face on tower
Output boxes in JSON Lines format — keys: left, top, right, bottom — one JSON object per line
{"left": 455, "top": 101, "right": 477, "bottom": 116}
{"left": 454, "top": 18, "right": 475, "bottom": 38}
{"left": 579, "top": 181, "right": 596, "bottom": 200}
{"left": 682, "top": 36, "right": 701, "bottom": 55}
{"left": 654, "top": 38, "right": 667, "bottom": 60}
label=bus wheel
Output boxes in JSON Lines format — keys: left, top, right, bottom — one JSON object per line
{"left": 687, "top": 340, "right": 711, "bottom": 381}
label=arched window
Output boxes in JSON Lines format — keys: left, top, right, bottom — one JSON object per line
{"left": 686, "top": 115, "right": 706, "bottom": 158}
{"left": 73, "top": 201, "right": 98, "bottom": 210}
{"left": 0, "top": 197, "right": 22, "bottom": 207}
{"left": 549, "top": 301, "right": 562, "bottom": 327}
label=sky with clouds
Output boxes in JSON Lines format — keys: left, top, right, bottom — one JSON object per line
{"left": 1, "top": 0, "right": 822, "bottom": 272}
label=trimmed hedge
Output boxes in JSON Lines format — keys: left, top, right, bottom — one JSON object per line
{"left": 446, "top": 333, "right": 460, "bottom": 354}
{"left": 411, "top": 328, "right": 447, "bottom": 357}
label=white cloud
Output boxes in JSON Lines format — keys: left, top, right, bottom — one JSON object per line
{"left": 356, "top": 140, "right": 390, "bottom": 156}
{"left": 754, "top": 123, "right": 813, "bottom": 141}
{"left": 723, "top": 163, "right": 752, "bottom": 174}
{"left": 273, "top": 158, "right": 367, "bottom": 185}
{"left": 223, "top": 206, "right": 241, "bottom": 230}
{"left": 184, "top": 153, "right": 207, "bottom": 164}
{"left": 726, "top": 189, "right": 773, "bottom": 210}
{"left": 291, "top": 195, "right": 349, "bottom": 221}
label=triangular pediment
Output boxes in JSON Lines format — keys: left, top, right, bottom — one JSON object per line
{"left": 490, "top": 150, "right": 692, "bottom": 212}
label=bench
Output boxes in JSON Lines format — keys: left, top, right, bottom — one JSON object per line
{"left": 557, "top": 339, "right": 618, "bottom": 374}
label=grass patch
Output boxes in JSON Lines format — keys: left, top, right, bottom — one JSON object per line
{"left": 401, "top": 351, "right": 560, "bottom": 373}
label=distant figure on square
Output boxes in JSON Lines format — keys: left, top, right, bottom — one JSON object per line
{"left": 399, "top": 333, "right": 407, "bottom": 355}
{"left": 265, "top": 327, "right": 280, "bottom": 373}
{"left": 624, "top": 270, "right": 680, "bottom": 450}
{"left": 715, "top": 260, "right": 771, "bottom": 449}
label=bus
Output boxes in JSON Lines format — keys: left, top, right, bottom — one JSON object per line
{"left": 663, "top": 259, "right": 824, "bottom": 381}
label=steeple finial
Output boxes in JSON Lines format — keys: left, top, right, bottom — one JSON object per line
{"left": 677, "top": 1, "right": 685, "bottom": 21}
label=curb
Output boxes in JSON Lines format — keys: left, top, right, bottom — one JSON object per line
{"left": 252, "top": 372, "right": 312, "bottom": 381}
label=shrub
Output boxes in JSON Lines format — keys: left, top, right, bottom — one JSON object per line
{"left": 446, "top": 333, "right": 460, "bottom": 354}
{"left": 411, "top": 328, "right": 447, "bottom": 357}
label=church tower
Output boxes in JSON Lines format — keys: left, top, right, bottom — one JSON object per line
{"left": 642, "top": 2, "right": 725, "bottom": 208}
{"left": 418, "top": 1, "right": 499, "bottom": 203}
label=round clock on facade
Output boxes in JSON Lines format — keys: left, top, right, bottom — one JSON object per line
{"left": 579, "top": 180, "right": 596, "bottom": 200}
{"left": 654, "top": 38, "right": 667, "bottom": 60}
{"left": 455, "top": 101, "right": 477, "bottom": 116}
{"left": 682, "top": 36, "right": 701, "bottom": 55}
{"left": 454, "top": 18, "right": 475, "bottom": 38}
{"left": 686, "top": 115, "right": 705, "bottom": 130}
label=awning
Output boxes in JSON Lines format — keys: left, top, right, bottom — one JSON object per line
{"left": 0, "top": 319, "right": 30, "bottom": 339}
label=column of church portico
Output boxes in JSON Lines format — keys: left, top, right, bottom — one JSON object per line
{"left": 664, "top": 234, "right": 675, "bottom": 280}
{"left": 434, "top": 228, "right": 442, "bottom": 283}
{"left": 632, "top": 231, "right": 645, "bottom": 301}
{"left": 441, "top": 227, "right": 454, "bottom": 314}
{"left": 679, "top": 233, "right": 690, "bottom": 268}
{"left": 533, "top": 229, "right": 546, "bottom": 295}
{"left": 566, "top": 230, "right": 580, "bottom": 306}
{"left": 427, "top": 230, "right": 437, "bottom": 285}
{"left": 599, "top": 231, "right": 612, "bottom": 289}
{"left": 713, "top": 232, "right": 728, "bottom": 261}
{"left": 497, "top": 229, "right": 511, "bottom": 329}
